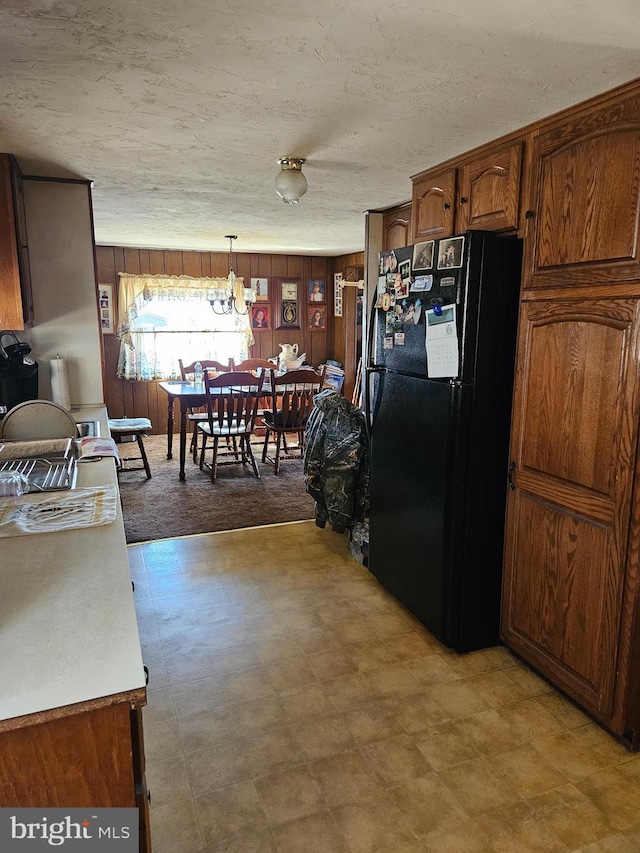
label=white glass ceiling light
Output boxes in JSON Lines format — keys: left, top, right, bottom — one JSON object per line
{"left": 275, "top": 157, "right": 307, "bottom": 204}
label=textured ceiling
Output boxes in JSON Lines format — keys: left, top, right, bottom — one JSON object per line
{"left": 1, "top": 0, "right": 639, "bottom": 255}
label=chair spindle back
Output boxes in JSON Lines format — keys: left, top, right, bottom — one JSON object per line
{"left": 203, "top": 370, "right": 265, "bottom": 435}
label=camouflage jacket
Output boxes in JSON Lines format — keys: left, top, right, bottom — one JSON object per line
{"left": 303, "top": 390, "right": 370, "bottom": 533}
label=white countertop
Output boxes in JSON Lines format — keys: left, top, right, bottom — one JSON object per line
{"left": 0, "top": 407, "right": 146, "bottom": 726}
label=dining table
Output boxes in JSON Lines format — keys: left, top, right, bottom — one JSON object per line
{"left": 158, "top": 380, "right": 231, "bottom": 480}
{"left": 159, "top": 378, "right": 277, "bottom": 480}
{"left": 158, "top": 374, "right": 320, "bottom": 480}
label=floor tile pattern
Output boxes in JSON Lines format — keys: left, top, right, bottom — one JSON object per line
{"left": 128, "top": 521, "right": 640, "bottom": 852}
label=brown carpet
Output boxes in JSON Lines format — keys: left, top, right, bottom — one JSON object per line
{"left": 118, "top": 434, "right": 315, "bottom": 543}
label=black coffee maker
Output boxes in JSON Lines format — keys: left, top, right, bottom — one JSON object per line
{"left": 0, "top": 331, "right": 38, "bottom": 414}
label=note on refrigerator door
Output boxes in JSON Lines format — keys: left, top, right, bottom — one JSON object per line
{"left": 425, "top": 305, "right": 459, "bottom": 378}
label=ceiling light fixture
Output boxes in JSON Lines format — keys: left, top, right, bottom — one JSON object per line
{"left": 209, "top": 235, "right": 256, "bottom": 315}
{"left": 275, "top": 157, "right": 307, "bottom": 204}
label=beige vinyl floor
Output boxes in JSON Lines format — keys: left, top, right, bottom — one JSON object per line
{"left": 129, "top": 520, "right": 640, "bottom": 853}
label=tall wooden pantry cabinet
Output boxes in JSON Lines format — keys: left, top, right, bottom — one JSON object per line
{"left": 500, "top": 82, "right": 640, "bottom": 746}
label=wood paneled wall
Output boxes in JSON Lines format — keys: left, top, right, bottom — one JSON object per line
{"left": 332, "top": 252, "right": 365, "bottom": 396}
{"left": 96, "top": 245, "right": 360, "bottom": 433}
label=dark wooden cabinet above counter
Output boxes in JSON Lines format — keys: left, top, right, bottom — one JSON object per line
{"left": 0, "top": 154, "right": 33, "bottom": 331}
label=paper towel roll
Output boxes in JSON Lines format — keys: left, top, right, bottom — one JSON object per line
{"left": 50, "top": 357, "right": 71, "bottom": 410}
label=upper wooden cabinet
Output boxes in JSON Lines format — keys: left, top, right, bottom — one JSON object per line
{"left": 524, "top": 91, "right": 640, "bottom": 289}
{"left": 411, "top": 141, "right": 523, "bottom": 243}
{"left": 458, "top": 141, "right": 523, "bottom": 233}
{"left": 411, "top": 167, "right": 456, "bottom": 241}
{"left": 10, "top": 161, "right": 33, "bottom": 326}
{"left": 382, "top": 202, "right": 412, "bottom": 250}
{"left": 0, "top": 154, "right": 32, "bottom": 331}
{"left": 0, "top": 156, "right": 23, "bottom": 331}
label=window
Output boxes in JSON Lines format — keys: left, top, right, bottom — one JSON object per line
{"left": 116, "top": 274, "right": 254, "bottom": 380}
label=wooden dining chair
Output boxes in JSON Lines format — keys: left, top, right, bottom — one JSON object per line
{"left": 230, "top": 358, "right": 276, "bottom": 373}
{"left": 261, "top": 366, "right": 326, "bottom": 474}
{"left": 230, "top": 359, "right": 277, "bottom": 439}
{"left": 178, "top": 358, "right": 232, "bottom": 461}
{"left": 198, "top": 371, "right": 266, "bottom": 481}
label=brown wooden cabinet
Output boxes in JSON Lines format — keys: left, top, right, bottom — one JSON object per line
{"left": 0, "top": 698, "right": 150, "bottom": 844}
{"left": 0, "top": 154, "right": 23, "bottom": 331}
{"left": 411, "top": 167, "right": 456, "bottom": 241}
{"left": 382, "top": 202, "right": 412, "bottom": 250}
{"left": 10, "top": 158, "right": 34, "bottom": 326}
{"left": 458, "top": 140, "right": 523, "bottom": 233}
{"left": 0, "top": 154, "right": 32, "bottom": 330}
{"left": 499, "top": 83, "right": 640, "bottom": 746}
{"left": 524, "top": 90, "right": 640, "bottom": 290}
{"left": 410, "top": 141, "right": 524, "bottom": 243}
{"left": 501, "top": 297, "right": 640, "bottom": 740}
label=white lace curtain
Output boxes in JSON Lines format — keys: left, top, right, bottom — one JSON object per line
{"left": 116, "top": 273, "right": 255, "bottom": 380}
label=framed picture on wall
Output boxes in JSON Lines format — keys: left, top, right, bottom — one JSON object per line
{"left": 307, "top": 305, "right": 327, "bottom": 331}
{"left": 334, "top": 273, "right": 343, "bottom": 317}
{"left": 308, "top": 279, "right": 326, "bottom": 303}
{"left": 251, "top": 305, "right": 271, "bottom": 330}
{"left": 98, "top": 283, "right": 114, "bottom": 334}
{"left": 274, "top": 277, "right": 301, "bottom": 329}
{"left": 250, "top": 277, "right": 269, "bottom": 302}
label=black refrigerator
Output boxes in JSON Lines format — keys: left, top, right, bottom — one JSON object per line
{"left": 365, "top": 230, "right": 522, "bottom": 653}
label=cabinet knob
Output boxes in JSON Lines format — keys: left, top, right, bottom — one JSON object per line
{"left": 443, "top": 202, "right": 451, "bottom": 210}
{"left": 524, "top": 209, "right": 534, "bottom": 219}
{"left": 459, "top": 197, "right": 468, "bottom": 205}
{"left": 143, "top": 664, "right": 149, "bottom": 685}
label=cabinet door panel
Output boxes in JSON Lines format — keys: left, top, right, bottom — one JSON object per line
{"left": 458, "top": 141, "right": 522, "bottom": 232}
{"left": 0, "top": 704, "right": 135, "bottom": 807}
{"left": 9, "top": 160, "right": 33, "bottom": 327}
{"left": 520, "top": 313, "right": 624, "bottom": 493}
{"left": 502, "top": 298, "right": 640, "bottom": 726}
{"left": 537, "top": 132, "right": 640, "bottom": 268}
{"left": 382, "top": 204, "right": 412, "bottom": 250}
{"left": 525, "top": 92, "right": 640, "bottom": 288}
{"left": 0, "top": 156, "right": 23, "bottom": 331}
{"left": 507, "top": 494, "right": 611, "bottom": 695}
{"left": 411, "top": 168, "right": 456, "bottom": 241}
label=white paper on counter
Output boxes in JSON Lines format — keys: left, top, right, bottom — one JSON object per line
{"left": 0, "top": 485, "right": 117, "bottom": 537}
{"left": 425, "top": 305, "right": 459, "bottom": 378}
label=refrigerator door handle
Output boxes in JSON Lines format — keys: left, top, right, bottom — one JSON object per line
{"left": 364, "top": 366, "right": 385, "bottom": 437}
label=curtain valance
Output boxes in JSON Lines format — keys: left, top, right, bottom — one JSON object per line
{"left": 117, "top": 273, "right": 249, "bottom": 327}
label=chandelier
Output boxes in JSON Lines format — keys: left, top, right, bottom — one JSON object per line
{"left": 209, "top": 235, "right": 256, "bottom": 315}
